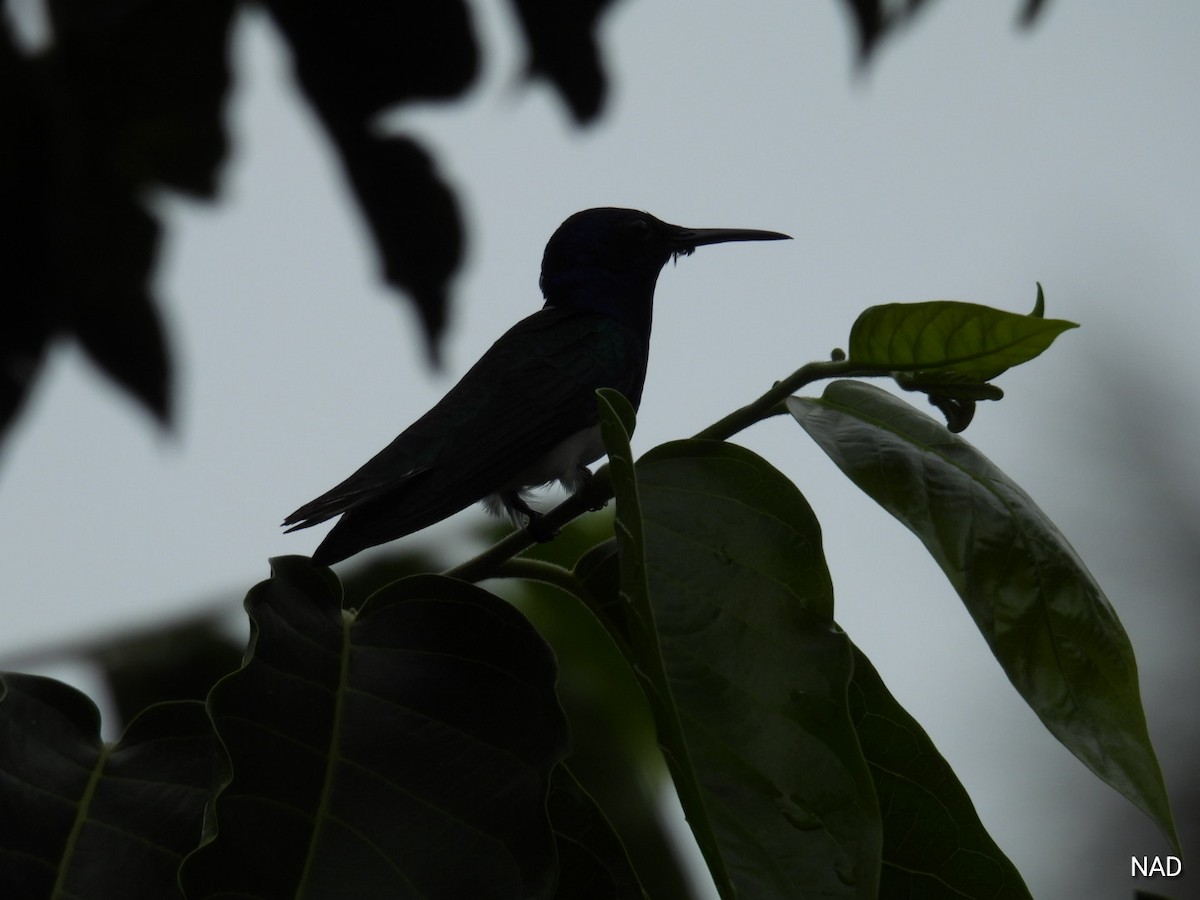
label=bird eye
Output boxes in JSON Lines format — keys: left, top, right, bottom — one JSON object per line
{"left": 622, "top": 217, "right": 651, "bottom": 242}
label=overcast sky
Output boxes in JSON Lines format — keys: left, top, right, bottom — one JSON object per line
{"left": 2, "top": 3, "right": 1197, "bottom": 897}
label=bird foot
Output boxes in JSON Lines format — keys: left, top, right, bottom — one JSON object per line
{"left": 570, "top": 466, "right": 607, "bottom": 512}
{"left": 502, "top": 490, "right": 559, "bottom": 542}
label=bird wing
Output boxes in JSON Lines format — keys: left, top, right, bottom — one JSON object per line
{"left": 284, "top": 306, "right": 646, "bottom": 561}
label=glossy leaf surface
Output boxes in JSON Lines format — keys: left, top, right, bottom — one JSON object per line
{"left": 790, "top": 381, "right": 1177, "bottom": 852}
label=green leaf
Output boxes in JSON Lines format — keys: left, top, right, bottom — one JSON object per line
{"left": 548, "top": 766, "right": 647, "bottom": 900}
{"left": 848, "top": 645, "right": 1032, "bottom": 899}
{"left": 0, "top": 676, "right": 215, "bottom": 900}
{"left": 789, "top": 382, "right": 1178, "bottom": 851}
{"left": 637, "top": 441, "right": 881, "bottom": 899}
{"left": 180, "top": 557, "right": 567, "bottom": 899}
{"left": 599, "top": 392, "right": 881, "bottom": 898}
{"left": 847, "top": 296, "right": 1077, "bottom": 382}
{"left": 597, "top": 390, "right": 735, "bottom": 899}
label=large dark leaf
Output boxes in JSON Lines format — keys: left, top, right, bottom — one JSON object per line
{"left": 848, "top": 645, "right": 1032, "bottom": 899}
{"left": 330, "top": 128, "right": 464, "bottom": 361}
{"left": 0, "top": 675, "right": 215, "bottom": 900}
{"left": 789, "top": 381, "right": 1179, "bottom": 852}
{"left": 597, "top": 391, "right": 881, "bottom": 899}
{"left": 180, "top": 557, "right": 567, "bottom": 899}
{"left": 4, "top": 0, "right": 236, "bottom": 439}
{"left": 61, "top": 191, "right": 172, "bottom": 423}
{"left": 0, "top": 28, "right": 57, "bottom": 441}
{"left": 47, "top": 0, "right": 235, "bottom": 196}
{"left": 505, "top": 0, "right": 617, "bottom": 123}
{"left": 264, "top": 0, "right": 476, "bottom": 360}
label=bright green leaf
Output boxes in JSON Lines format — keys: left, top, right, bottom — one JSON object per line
{"left": 848, "top": 645, "right": 1032, "bottom": 899}
{"left": 847, "top": 297, "right": 1077, "bottom": 382}
{"left": 0, "top": 676, "right": 214, "bottom": 900}
{"left": 1030, "top": 283, "right": 1045, "bottom": 318}
{"left": 180, "top": 557, "right": 567, "bottom": 899}
{"left": 789, "top": 382, "right": 1178, "bottom": 852}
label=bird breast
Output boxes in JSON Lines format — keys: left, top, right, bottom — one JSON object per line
{"left": 500, "top": 424, "right": 606, "bottom": 493}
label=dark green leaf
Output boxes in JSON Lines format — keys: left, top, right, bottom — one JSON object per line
{"left": 848, "top": 645, "right": 1032, "bottom": 899}
{"left": 511, "top": 526, "right": 691, "bottom": 900}
{"left": 0, "top": 676, "right": 215, "bottom": 900}
{"left": 600, "top": 388, "right": 881, "bottom": 899}
{"left": 597, "top": 392, "right": 735, "bottom": 898}
{"left": 549, "top": 767, "right": 647, "bottom": 900}
{"left": 789, "top": 382, "right": 1178, "bottom": 852}
{"left": 636, "top": 440, "right": 880, "bottom": 898}
{"left": 847, "top": 297, "right": 1077, "bottom": 383}
{"left": 180, "top": 557, "right": 567, "bottom": 899}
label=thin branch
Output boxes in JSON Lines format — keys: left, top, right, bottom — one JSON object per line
{"left": 443, "top": 356, "right": 881, "bottom": 583}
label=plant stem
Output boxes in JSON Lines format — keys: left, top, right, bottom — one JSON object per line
{"left": 443, "top": 356, "right": 876, "bottom": 583}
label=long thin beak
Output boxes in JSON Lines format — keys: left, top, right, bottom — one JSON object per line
{"left": 671, "top": 225, "right": 791, "bottom": 250}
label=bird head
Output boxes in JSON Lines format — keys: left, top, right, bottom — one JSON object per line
{"left": 539, "top": 208, "right": 789, "bottom": 327}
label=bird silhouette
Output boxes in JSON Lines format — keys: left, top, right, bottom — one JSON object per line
{"left": 284, "top": 207, "right": 789, "bottom": 565}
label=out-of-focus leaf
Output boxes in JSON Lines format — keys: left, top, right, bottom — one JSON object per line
{"left": 5, "top": 0, "right": 237, "bottom": 439}
{"left": 264, "top": 0, "right": 477, "bottom": 118}
{"left": 838, "top": 1, "right": 1051, "bottom": 63}
{"left": 91, "top": 619, "right": 243, "bottom": 731}
{"left": 504, "top": 516, "right": 691, "bottom": 899}
{"left": 180, "top": 557, "right": 567, "bottom": 899}
{"left": 0, "top": 675, "right": 215, "bottom": 900}
{"left": 332, "top": 129, "right": 463, "bottom": 360}
{"left": 48, "top": 0, "right": 236, "bottom": 196}
{"left": 505, "top": 0, "right": 617, "bottom": 123}
{"left": 837, "top": 0, "right": 933, "bottom": 64}
{"left": 1017, "top": 0, "right": 1051, "bottom": 28}
{"left": 848, "top": 645, "right": 1032, "bottom": 898}
{"left": 789, "top": 381, "right": 1179, "bottom": 852}
{"left": 264, "top": 0, "right": 476, "bottom": 360}
{"left": 0, "top": 29, "right": 57, "bottom": 441}
{"left": 64, "top": 196, "right": 171, "bottom": 423}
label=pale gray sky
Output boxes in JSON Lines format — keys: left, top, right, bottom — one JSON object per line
{"left": 2, "top": 3, "right": 1197, "bottom": 897}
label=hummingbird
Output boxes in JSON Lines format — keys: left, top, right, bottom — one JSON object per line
{"left": 284, "top": 207, "right": 789, "bottom": 565}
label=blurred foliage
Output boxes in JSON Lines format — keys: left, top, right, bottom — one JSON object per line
{"left": 1, "top": 0, "right": 1050, "bottom": 452}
